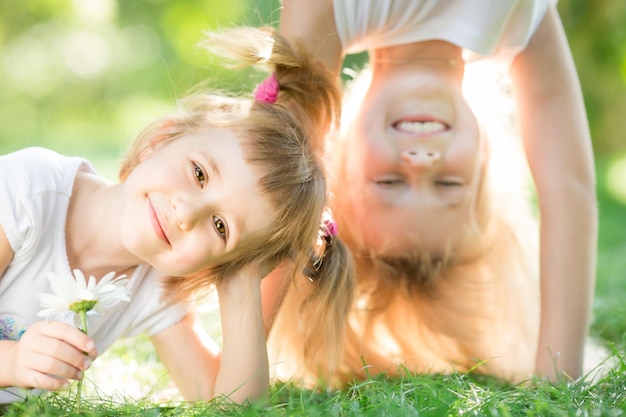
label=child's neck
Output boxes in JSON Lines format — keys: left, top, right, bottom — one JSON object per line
{"left": 65, "top": 170, "right": 140, "bottom": 280}
{"left": 372, "top": 40, "right": 463, "bottom": 65}
{"left": 370, "top": 40, "right": 464, "bottom": 81}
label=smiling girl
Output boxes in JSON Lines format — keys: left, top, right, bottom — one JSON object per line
{"left": 269, "top": 0, "right": 597, "bottom": 387}
{"left": 0, "top": 26, "right": 353, "bottom": 403}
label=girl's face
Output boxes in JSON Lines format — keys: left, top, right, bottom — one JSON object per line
{"left": 341, "top": 63, "right": 483, "bottom": 257}
{"left": 120, "top": 128, "right": 274, "bottom": 276}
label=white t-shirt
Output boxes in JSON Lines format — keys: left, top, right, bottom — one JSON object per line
{"left": 0, "top": 147, "right": 187, "bottom": 403}
{"left": 333, "top": 0, "right": 552, "bottom": 65}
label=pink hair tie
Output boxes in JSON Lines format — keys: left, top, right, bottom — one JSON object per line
{"left": 310, "top": 210, "right": 338, "bottom": 275}
{"left": 320, "top": 210, "right": 338, "bottom": 240}
{"left": 254, "top": 73, "right": 280, "bottom": 104}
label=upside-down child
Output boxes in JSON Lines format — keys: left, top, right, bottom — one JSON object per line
{"left": 268, "top": 0, "right": 597, "bottom": 386}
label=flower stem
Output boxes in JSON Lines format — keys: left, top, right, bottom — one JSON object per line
{"left": 75, "top": 309, "right": 88, "bottom": 409}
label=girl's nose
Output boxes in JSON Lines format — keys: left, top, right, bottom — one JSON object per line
{"left": 400, "top": 148, "right": 442, "bottom": 167}
{"left": 172, "top": 199, "right": 204, "bottom": 231}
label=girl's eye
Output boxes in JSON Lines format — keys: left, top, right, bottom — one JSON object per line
{"left": 375, "top": 179, "right": 403, "bottom": 188}
{"left": 436, "top": 180, "right": 461, "bottom": 187}
{"left": 213, "top": 216, "right": 227, "bottom": 239}
{"left": 193, "top": 163, "right": 206, "bottom": 186}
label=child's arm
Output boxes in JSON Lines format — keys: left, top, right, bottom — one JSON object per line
{"left": 214, "top": 266, "right": 269, "bottom": 402}
{"left": 280, "top": 0, "right": 342, "bottom": 77}
{"left": 509, "top": 5, "right": 597, "bottom": 381}
{"left": 150, "top": 312, "right": 221, "bottom": 401}
{"left": 260, "top": 261, "right": 292, "bottom": 333}
{"left": 0, "top": 225, "right": 97, "bottom": 390}
{"left": 0, "top": 224, "right": 11, "bottom": 277}
{"left": 151, "top": 266, "right": 268, "bottom": 403}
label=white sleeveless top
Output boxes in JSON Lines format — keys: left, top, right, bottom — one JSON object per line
{"left": 0, "top": 147, "right": 187, "bottom": 403}
{"left": 334, "top": 0, "right": 553, "bottom": 65}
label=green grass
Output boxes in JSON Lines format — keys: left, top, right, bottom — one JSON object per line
{"left": 3, "top": 353, "right": 626, "bottom": 416}
{"left": 1, "top": 153, "right": 625, "bottom": 416}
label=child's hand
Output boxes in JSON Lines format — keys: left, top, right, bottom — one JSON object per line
{"left": 8, "top": 320, "right": 97, "bottom": 391}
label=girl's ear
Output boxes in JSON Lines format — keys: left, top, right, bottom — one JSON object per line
{"left": 138, "top": 119, "right": 179, "bottom": 161}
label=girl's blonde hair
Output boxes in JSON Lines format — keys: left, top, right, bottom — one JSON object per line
{"left": 119, "top": 27, "right": 354, "bottom": 371}
{"left": 268, "top": 63, "right": 540, "bottom": 387}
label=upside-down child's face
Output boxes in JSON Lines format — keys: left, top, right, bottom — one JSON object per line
{"left": 340, "top": 64, "right": 484, "bottom": 257}
{"left": 120, "top": 128, "right": 274, "bottom": 276}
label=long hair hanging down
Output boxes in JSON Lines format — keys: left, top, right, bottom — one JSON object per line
{"left": 268, "top": 59, "right": 541, "bottom": 387}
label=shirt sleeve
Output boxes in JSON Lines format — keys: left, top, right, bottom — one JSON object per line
{"left": 0, "top": 153, "right": 37, "bottom": 254}
{"left": 333, "top": 0, "right": 553, "bottom": 65}
{"left": 124, "top": 270, "right": 191, "bottom": 338}
{"left": 0, "top": 148, "right": 84, "bottom": 257}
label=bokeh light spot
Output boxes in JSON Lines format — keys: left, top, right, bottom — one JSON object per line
{"left": 606, "top": 155, "right": 626, "bottom": 205}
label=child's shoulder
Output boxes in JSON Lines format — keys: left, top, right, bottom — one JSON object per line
{"left": 0, "top": 147, "right": 91, "bottom": 257}
{"left": 2, "top": 146, "right": 69, "bottom": 169}
{"left": 0, "top": 147, "right": 91, "bottom": 196}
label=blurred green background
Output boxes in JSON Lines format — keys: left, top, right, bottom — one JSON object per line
{"left": 0, "top": 1, "right": 625, "bottom": 347}
{"left": 1, "top": 1, "right": 625, "bottom": 172}
{"left": 0, "top": 0, "right": 284, "bottom": 179}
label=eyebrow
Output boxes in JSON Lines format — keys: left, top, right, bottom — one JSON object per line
{"left": 199, "top": 151, "right": 222, "bottom": 181}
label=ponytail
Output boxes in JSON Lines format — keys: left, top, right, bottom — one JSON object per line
{"left": 301, "top": 219, "right": 354, "bottom": 384}
{"left": 201, "top": 26, "right": 341, "bottom": 154}
{"left": 267, "top": 210, "right": 355, "bottom": 388}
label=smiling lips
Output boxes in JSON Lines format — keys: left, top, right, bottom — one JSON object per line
{"left": 148, "top": 198, "right": 171, "bottom": 245}
{"left": 392, "top": 116, "right": 449, "bottom": 135}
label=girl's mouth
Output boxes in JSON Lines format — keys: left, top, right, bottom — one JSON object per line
{"left": 148, "top": 198, "right": 171, "bottom": 246}
{"left": 392, "top": 116, "right": 449, "bottom": 135}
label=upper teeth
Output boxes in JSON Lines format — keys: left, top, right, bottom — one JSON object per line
{"left": 396, "top": 121, "right": 446, "bottom": 134}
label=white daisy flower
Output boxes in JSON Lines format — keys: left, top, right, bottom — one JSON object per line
{"left": 37, "top": 269, "right": 131, "bottom": 321}
{"left": 36, "top": 269, "right": 130, "bottom": 408}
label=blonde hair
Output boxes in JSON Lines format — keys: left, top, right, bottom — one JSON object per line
{"left": 119, "top": 27, "right": 354, "bottom": 370}
{"left": 344, "top": 64, "right": 538, "bottom": 385}
{"left": 269, "top": 62, "right": 540, "bottom": 387}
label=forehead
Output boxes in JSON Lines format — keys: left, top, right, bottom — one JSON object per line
{"left": 171, "top": 127, "right": 240, "bottom": 149}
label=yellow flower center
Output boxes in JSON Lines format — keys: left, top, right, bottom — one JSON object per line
{"left": 69, "top": 299, "right": 98, "bottom": 313}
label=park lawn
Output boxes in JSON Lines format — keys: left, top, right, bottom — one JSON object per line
{"left": 3, "top": 353, "right": 626, "bottom": 416}
{"left": 1, "top": 157, "right": 625, "bottom": 416}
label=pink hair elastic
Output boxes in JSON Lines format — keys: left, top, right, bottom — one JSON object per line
{"left": 254, "top": 73, "right": 280, "bottom": 104}
{"left": 310, "top": 210, "right": 338, "bottom": 274}
{"left": 320, "top": 210, "right": 338, "bottom": 239}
